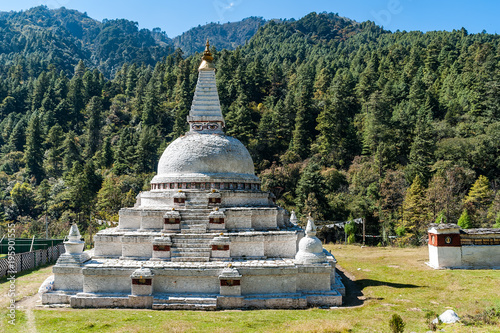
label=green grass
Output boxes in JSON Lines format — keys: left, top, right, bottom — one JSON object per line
{"left": 2, "top": 246, "right": 500, "bottom": 332}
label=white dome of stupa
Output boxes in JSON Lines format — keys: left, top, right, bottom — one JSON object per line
{"left": 151, "top": 133, "right": 259, "bottom": 184}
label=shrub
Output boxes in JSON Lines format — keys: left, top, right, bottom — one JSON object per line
{"left": 389, "top": 313, "right": 405, "bottom": 333}
{"left": 462, "top": 307, "right": 500, "bottom": 326}
{"left": 494, "top": 213, "right": 500, "bottom": 229}
{"left": 425, "top": 310, "right": 438, "bottom": 331}
{"left": 458, "top": 208, "right": 472, "bottom": 229}
{"left": 434, "top": 211, "right": 447, "bottom": 224}
{"left": 344, "top": 221, "right": 356, "bottom": 244}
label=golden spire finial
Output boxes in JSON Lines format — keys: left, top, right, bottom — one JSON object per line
{"left": 202, "top": 38, "right": 213, "bottom": 63}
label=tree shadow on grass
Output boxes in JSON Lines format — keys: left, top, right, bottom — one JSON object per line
{"left": 336, "top": 266, "right": 425, "bottom": 308}
{"left": 355, "top": 279, "right": 423, "bottom": 290}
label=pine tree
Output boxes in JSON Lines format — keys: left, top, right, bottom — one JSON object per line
{"left": 125, "top": 64, "right": 138, "bottom": 97}
{"left": 8, "top": 117, "right": 26, "bottom": 152}
{"left": 99, "top": 136, "right": 114, "bottom": 169}
{"left": 96, "top": 176, "right": 124, "bottom": 216}
{"left": 225, "top": 93, "right": 256, "bottom": 146}
{"left": 398, "top": 175, "right": 428, "bottom": 245}
{"left": 458, "top": 208, "right": 472, "bottom": 229}
{"left": 0, "top": 96, "right": 16, "bottom": 119}
{"left": 295, "top": 159, "right": 329, "bottom": 219}
{"left": 31, "top": 71, "right": 49, "bottom": 111}
{"left": 65, "top": 160, "right": 102, "bottom": 223}
{"left": 407, "top": 106, "right": 435, "bottom": 184}
{"left": 464, "top": 175, "right": 492, "bottom": 207}
{"left": 142, "top": 78, "right": 160, "bottom": 126}
{"left": 315, "top": 68, "right": 359, "bottom": 168}
{"left": 134, "top": 126, "right": 159, "bottom": 174}
{"left": 356, "top": 53, "right": 379, "bottom": 103}
{"left": 67, "top": 63, "right": 86, "bottom": 129}
{"left": 172, "top": 59, "right": 192, "bottom": 137}
{"left": 463, "top": 175, "right": 493, "bottom": 227}
{"left": 113, "top": 127, "right": 136, "bottom": 175}
{"left": 288, "top": 64, "right": 316, "bottom": 160}
{"left": 62, "top": 131, "right": 81, "bottom": 173}
{"left": 35, "top": 179, "right": 51, "bottom": 213}
{"left": 44, "top": 124, "right": 65, "bottom": 178}
{"left": 84, "top": 96, "right": 103, "bottom": 159}
{"left": 83, "top": 69, "right": 102, "bottom": 102}
{"left": 245, "top": 58, "right": 267, "bottom": 103}
{"left": 24, "top": 112, "right": 45, "bottom": 183}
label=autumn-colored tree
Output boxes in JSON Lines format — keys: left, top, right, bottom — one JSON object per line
{"left": 464, "top": 175, "right": 493, "bottom": 227}
{"left": 398, "top": 175, "right": 428, "bottom": 245}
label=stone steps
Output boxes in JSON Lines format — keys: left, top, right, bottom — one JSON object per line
{"left": 172, "top": 234, "right": 215, "bottom": 239}
{"left": 179, "top": 214, "right": 210, "bottom": 218}
{"left": 172, "top": 247, "right": 211, "bottom": 253}
{"left": 172, "top": 250, "right": 211, "bottom": 257}
{"left": 171, "top": 256, "right": 210, "bottom": 262}
{"left": 180, "top": 220, "right": 209, "bottom": 225}
{"left": 181, "top": 227, "right": 207, "bottom": 234}
{"left": 152, "top": 295, "right": 217, "bottom": 310}
{"left": 170, "top": 232, "right": 214, "bottom": 261}
{"left": 171, "top": 239, "right": 212, "bottom": 244}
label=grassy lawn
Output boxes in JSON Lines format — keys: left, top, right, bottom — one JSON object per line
{"left": 1, "top": 246, "right": 499, "bottom": 332}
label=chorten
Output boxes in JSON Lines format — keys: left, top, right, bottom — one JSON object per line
{"left": 42, "top": 41, "right": 344, "bottom": 309}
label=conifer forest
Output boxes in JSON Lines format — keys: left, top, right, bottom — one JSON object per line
{"left": 0, "top": 7, "right": 499, "bottom": 245}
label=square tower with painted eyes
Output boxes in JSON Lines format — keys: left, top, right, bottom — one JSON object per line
{"left": 42, "top": 41, "right": 345, "bottom": 310}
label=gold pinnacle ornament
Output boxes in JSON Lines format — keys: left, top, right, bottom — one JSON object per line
{"left": 202, "top": 39, "right": 213, "bottom": 62}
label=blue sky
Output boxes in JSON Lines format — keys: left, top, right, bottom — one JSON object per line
{"left": 0, "top": 0, "right": 499, "bottom": 37}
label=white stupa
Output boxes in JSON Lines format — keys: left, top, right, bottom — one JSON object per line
{"left": 42, "top": 41, "right": 344, "bottom": 309}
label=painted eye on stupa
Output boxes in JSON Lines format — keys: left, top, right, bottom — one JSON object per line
{"left": 207, "top": 124, "right": 218, "bottom": 130}
{"left": 192, "top": 124, "right": 203, "bottom": 131}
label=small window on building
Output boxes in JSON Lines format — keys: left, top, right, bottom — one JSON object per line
{"left": 212, "top": 244, "right": 229, "bottom": 251}
{"left": 220, "top": 279, "right": 240, "bottom": 286}
{"left": 132, "top": 278, "right": 152, "bottom": 285}
{"left": 153, "top": 245, "right": 170, "bottom": 251}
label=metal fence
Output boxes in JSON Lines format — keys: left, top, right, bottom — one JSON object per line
{"left": 0, "top": 243, "right": 65, "bottom": 278}
{"left": 0, "top": 238, "right": 64, "bottom": 254}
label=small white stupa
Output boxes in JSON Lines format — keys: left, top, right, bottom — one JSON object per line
{"left": 42, "top": 40, "right": 344, "bottom": 310}
{"left": 295, "top": 216, "right": 327, "bottom": 264}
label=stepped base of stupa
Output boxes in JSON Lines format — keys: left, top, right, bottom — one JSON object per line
{"left": 42, "top": 253, "right": 344, "bottom": 309}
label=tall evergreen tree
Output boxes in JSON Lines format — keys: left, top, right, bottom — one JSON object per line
{"left": 62, "top": 131, "right": 81, "bottom": 173}
{"left": 84, "top": 96, "right": 103, "bottom": 159}
{"left": 141, "top": 78, "right": 160, "bottom": 126}
{"left": 24, "top": 113, "right": 45, "bottom": 183}
{"left": 134, "top": 126, "right": 159, "bottom": 174}
{"left": 288, "top": 64, "right": 316, "bottom": 160}
{"left": 407, "top": 106, "right": 435, "bottom": 184}
{"left": 8, "top": 117, "right": 27, "bottom": 152}
{"left": 44, "top": 124, "right": 65, "bottom": 178}
{"left": 225, "top": 92, "right": 257, "bottom": 145}
{"left": 295, "top": 159, "right": 329, "bottom": 219}
{"left": 113, "top": 127, "right": 136, "bottom": 175}
{"left": 315, "top": 69, "right": 359, "bottom": 168}
{"left": 398, "top": 175, "right": 428, "bottom": 245}
{"left": 99, "top": 136, "right": 114, "bottom": 169}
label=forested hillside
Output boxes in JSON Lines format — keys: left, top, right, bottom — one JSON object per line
{"left": 0, "top": 6, "right": 174, "bottom": 77}
{"left": 0, "top": 10, "right": 498, "bottom": 246}
{"left": 172, "top": 17, "right": 267, "bottom": 55}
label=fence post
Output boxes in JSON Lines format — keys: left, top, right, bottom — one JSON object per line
{"left": 29, "top": 235, "right": 35, "bottom": 252}
{"left": 363, "top": 218, "right": 366, "bottom": 246}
